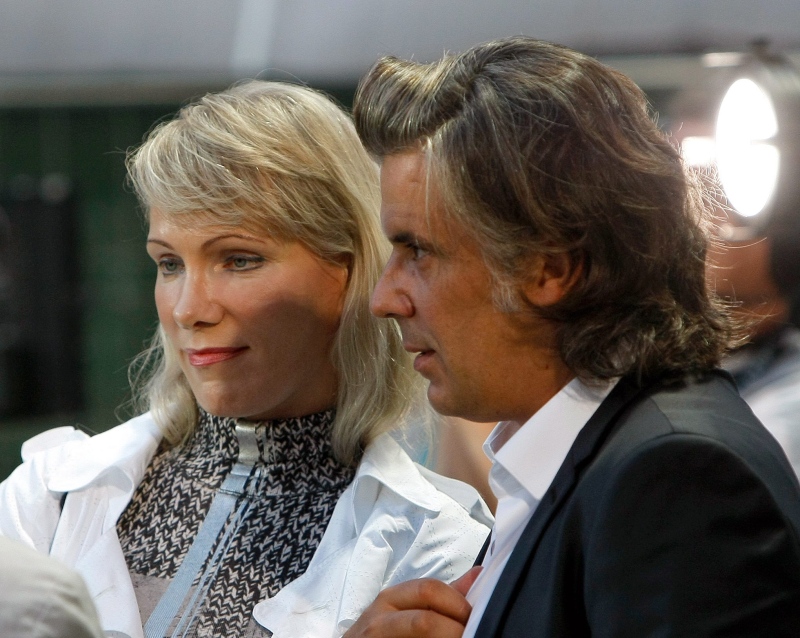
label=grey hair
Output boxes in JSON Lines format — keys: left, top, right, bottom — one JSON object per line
{"left": 127, "top": 80, "right": 418, "bottom": 465}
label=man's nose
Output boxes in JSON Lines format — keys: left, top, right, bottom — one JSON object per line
{"left": 370, "top": 259, "right": 413, "bottom": 319}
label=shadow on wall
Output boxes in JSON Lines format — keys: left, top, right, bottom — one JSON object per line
{"left": 0, "top": 104, "right": 182, "bottom": 480}
{"left": 0, "top": 179, "right": 84, "bottom": 481}
{"left": 0, "top": 176, "right": 83, "bottom": 419}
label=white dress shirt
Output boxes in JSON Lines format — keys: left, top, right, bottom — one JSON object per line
{"left": 463, "top": 377, "right": 617, "bottom": 638}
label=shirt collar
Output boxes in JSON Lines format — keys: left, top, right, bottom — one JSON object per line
{"left": 46, "top": 412, "right": 163, "bottom": 493}
{"left": 484, "top": 377, "right": 618, "bottom": 501}
{"left": 350, "top": 433, "right": 444, "bottom": 532}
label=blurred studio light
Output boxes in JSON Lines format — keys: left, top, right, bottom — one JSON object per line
{"left": 716, "top": 78, "right": 778, "bottom": 217}
{"left": 681, "top": 135, "right": 717, "bottom": 167}
{"left": 711, "top": 44, "right": 800, "bottom": 229}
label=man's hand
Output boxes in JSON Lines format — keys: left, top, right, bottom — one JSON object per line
{"left": 344, "top": 567, "right": 482, "bottom": 638}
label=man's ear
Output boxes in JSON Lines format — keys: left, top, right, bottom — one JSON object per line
{"left": 521, "top": 252, "right": 582, "bottom": 307}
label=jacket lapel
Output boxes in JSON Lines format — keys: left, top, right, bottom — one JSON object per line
{"left": 474, "top": 376, "right": 645, "bottom": 637}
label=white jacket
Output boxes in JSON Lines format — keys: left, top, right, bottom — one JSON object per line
{"left": 0, "top": 413, "right": 492, "bottom": 638}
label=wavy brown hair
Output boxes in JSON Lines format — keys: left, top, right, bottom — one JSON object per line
{"left": 354, "top": 37, "right": 739, "bottom": 383}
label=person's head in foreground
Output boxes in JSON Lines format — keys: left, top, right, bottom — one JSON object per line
{"left": 354, "top": 36, "right": 734, "bottom": 424}
{"left": 128, "top": 80, "right": 414, "bottom": 464}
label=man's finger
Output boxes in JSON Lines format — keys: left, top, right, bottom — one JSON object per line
{"left": 377, "top": 578, "right": 472, "bottom": 623}
{"left": 346, "top": 608, "right": 468, "bottom": 638}
{"left": 451, "top": 566, "right": 482, "bottom": 597}
{"left": 344, "top": 578, "right": 473, "bottom": 638}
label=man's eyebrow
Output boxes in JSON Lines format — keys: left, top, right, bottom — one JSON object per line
{"left": 388, "top": 231, "right": 419, "bottom": 245}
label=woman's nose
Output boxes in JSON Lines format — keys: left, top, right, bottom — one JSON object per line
{"left": 172, "top": 273, "right": 224, "bottom": 329}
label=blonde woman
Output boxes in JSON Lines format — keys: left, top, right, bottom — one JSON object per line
{"left": 0, "top": 81, "right": 491, "bottom": 638}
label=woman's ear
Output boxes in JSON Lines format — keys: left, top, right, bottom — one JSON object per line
{"left": 334, "top": 252, "right": 354, "bottom": 287}
{"left": 520, "top": 252, "right": 582, "bottom": 307}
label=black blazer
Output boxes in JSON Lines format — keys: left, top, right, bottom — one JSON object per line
{"left": 475, "top": 372, "right": 800, "bottom": 637}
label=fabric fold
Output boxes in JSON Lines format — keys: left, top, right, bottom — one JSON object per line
{"left": 253, "top": 434, "right": 493, "bottom": 637}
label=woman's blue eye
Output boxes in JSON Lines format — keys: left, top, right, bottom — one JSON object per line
{"left": 159, "top": 258, "right": 181, "bottom": 274}
{"left": 228, "top": 255, "right": 264, "bottom": 270}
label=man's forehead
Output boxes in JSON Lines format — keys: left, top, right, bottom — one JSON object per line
{"left": 380, "top": 152, "right": 427, "bottom": 196}
{"left": 378, "top": 153, "right": 475, "bottom": 262}
{"left": 379, "top": 150, "right": 436, "bottom": 232}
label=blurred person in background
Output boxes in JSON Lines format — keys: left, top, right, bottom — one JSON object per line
{"left": 433, "top": 417, "right": 496, "bottom": 512}
{"left": 0, "top": 81, "right": 491, "bottom": 638}
{"left": 672, "top": 97, "right": 800, "bottom": 479}
{"left": 710, "top": 212, "right": 800, "bottom": 477}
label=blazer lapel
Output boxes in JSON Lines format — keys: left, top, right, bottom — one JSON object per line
{"left": 474, "top": 532, "right": 492, "bottom": 567}
{"left": 474, "top": 376, "right": 645, "bottom": 637}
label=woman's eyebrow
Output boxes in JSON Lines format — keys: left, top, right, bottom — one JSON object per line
{"left": 146, "top": 238, "right": 172, "bottom": 249}
{"left": 200, "top": 233, "right": 268, "bottom": 249}
{"left": 146, "top": 233, "right": 269, "bottom": 250}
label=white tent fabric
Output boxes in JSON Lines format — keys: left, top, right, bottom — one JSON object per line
{"left": 1, "top": 0, "right": 799, "bottom": 104}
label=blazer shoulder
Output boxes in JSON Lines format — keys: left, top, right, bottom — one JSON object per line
{"left": 582, "top": 373, "right": 800, "bottom": 524}
{"left": 602, "top": 372, "right": 781, "bottom": 460}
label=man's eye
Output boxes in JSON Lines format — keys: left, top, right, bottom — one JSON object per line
{"left": 409, "top": 243, "right": 427, "bottom": 260}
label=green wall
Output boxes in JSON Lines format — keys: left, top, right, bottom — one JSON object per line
{"left": 0, "top": 104, "right": 179, "bottom": 478}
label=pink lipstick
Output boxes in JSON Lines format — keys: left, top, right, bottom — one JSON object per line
{"left": 186, "top": 347, "right": 247, "bottom": 367}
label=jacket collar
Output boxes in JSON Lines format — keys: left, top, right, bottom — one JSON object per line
{"left": 474, "top": 375, "right": 646, "bottom": 637}
{"left": 45, "top": 412, "right": 162, "bottom": 495}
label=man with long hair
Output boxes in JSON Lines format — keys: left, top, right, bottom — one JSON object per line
{"left": 347, "top": 37, "right": 800, "bottom": 637}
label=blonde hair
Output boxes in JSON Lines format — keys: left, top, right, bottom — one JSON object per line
{"left": 127, "top": 80, "right": 417, "bottom": 465}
